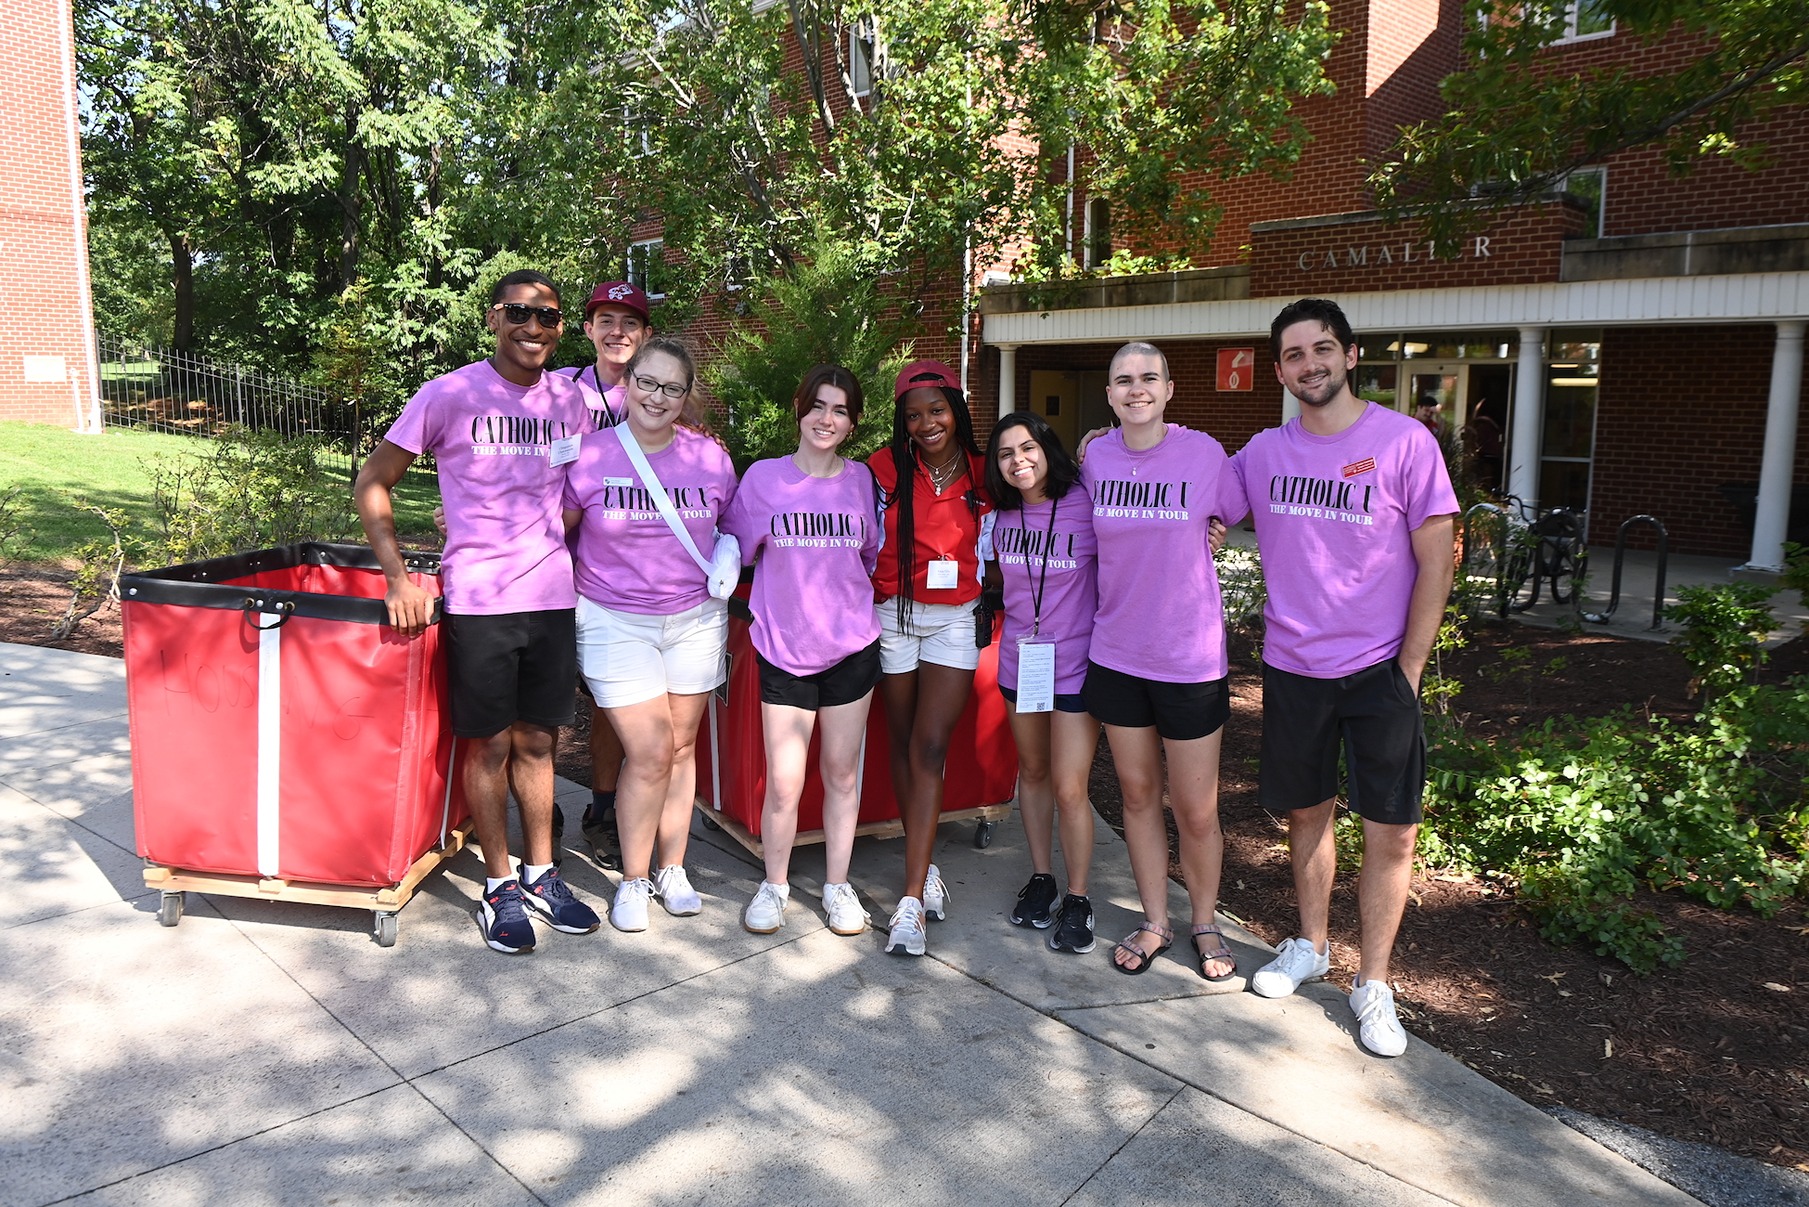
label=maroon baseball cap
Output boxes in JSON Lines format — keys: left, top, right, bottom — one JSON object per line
{"left": 893, "top": 358, "right": 960, "bottom": 400}
{"left": 583, "top": 281, "right": 651, "bottom": 323}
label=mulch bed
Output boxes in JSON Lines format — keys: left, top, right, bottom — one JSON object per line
{"left": 7, "top": 559, "right": 1804, "bottom": 1171}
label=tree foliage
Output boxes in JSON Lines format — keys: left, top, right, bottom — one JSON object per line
{"left": 1370, "top": 0, "right": 1809, "bottom": 244}
{"left": 78, "top": 0, "right": 1336, "bottom": 390}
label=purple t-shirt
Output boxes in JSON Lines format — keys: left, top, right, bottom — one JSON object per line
{"left": 563, "top": 426, "right": 738, "bottom": 615}
{"left": 556, "top": 364, "right": 626, "bottom": 429}
{"left": 721, "top": 456, "right": 881, "bottom": 676}
{"left": 1082, "top": 425, "right": 1242, "bottom": 683}
{"left": 1230, "top": 403, "right": 1459, "bottom": 679}
{"left": 994, "top": 487, "right": 1098, "bottom": 695}
{"left": 383, "top": 360, "right": 591, "bottom": 615}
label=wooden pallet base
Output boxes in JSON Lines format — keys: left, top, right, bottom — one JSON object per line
{"left": 143, "top": 821, "right": 474, "bottom": 913}
{"left": 694, "top": 799, "right": 1011, "bottom": 860}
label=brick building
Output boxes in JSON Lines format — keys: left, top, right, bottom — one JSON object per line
{"left": 970, "top": 2, "right": 1808, "bottom": 567}
{"left": 1, "top": 0, "right": 102, "bottom": 432}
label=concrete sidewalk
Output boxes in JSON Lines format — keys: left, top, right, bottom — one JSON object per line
{"left": 0, "top": 642, "right": 1699, "bottom": 1206}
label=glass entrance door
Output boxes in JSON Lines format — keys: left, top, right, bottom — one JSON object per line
{"left": 1406, "top": 364, "right": 1465, "bottom": 437}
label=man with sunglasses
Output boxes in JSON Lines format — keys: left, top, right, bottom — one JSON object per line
{"left": 355, "top": 269, "right": 602, "bottom": 954}
{"left": 554, "top": 281, "right": 654, "bottom": 869}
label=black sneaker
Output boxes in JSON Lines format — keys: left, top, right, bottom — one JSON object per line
{"left": 1047, "top": 894, "right": 1096, "bottom": 953}
{"left": 1010, "top": 873, "right": 1059, "bottom": 929}
{"left": 581, "top": 806, "right": 620, "bottom": 872}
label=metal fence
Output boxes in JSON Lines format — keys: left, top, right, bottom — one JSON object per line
{"left": 96, "top": 333, "right": 357, "bottom": 449}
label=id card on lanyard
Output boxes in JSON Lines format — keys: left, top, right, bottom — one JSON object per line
{"left": 1013, "top": 500, "right": 1061, "bottom": 713}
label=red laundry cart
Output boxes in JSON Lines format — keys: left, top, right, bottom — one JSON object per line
{"left": 692, "top": 594, "right": 1018, "bottom": 857}
{"left": 121, "top": 542, "right": 466, "bottom": 947}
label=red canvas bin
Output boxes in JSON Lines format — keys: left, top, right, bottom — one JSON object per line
{"left": 120, "top": 542, "right": 463, "bottom": 889}
{"left": 693, "top": 591, "right": 1019, "bottom": 851}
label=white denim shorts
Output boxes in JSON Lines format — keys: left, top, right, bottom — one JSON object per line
{"left": 576, "top": 595, "right": 727, "bottom": 708}
{"left": 876, "top": 596, "right": 981, "bottom": 675}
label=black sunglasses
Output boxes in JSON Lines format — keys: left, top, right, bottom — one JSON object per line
{"left": 491, "top": 302, "right": 566, "bottom": 327}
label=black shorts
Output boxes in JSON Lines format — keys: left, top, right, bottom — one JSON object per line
{"left": 443, "top": 609, "right": 578, "bottom": 738}
{"left": 998, "top": 685, "right": 1090, "bottom": 715}
{"left": 757, "top": 641, "right": 882, "bottom": 711}
{"left": 1082, "top": 662, "right": 1229, "bottom": 741}
{"left": 1259, "top": 659, "right": 1426, "bottom": 825}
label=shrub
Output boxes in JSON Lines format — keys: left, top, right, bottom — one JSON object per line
{"left": 1665, "top": 580, "right": 1776, "bottom": 698}
{"left": 146, "top": 428, "right": 358, "bottom": 564}
{"left": 1423, "top": 682, "right": 1809, "bottom": 973}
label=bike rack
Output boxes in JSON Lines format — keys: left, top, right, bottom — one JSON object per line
{"left": 1582, "top": 515, "right": 1669, "bottom": 630}
{"left": 1457, "top": 502, "right": 1509, "bottom": 618}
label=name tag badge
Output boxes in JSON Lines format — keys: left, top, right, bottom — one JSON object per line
{"left": 602, "top": 476, "right": 635, "bottom": 487}
{"left": 549, "top": 435, "right": 580, "bottom": 467}
{"left": 926, "top": 559, "right": 960, "bottom": 590}
{"left": 1015, "top": 638, "right": 1057, "bottom": 714}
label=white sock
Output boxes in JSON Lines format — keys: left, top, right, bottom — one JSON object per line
{"left": 521, "top": 863, "right": 555, "bottom": 884}
{"left": 486, "top": 875, "right": 515, "bottom": 893}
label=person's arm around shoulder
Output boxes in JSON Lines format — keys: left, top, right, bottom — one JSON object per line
{"left": 1397, "top": 513, "right": 1457, "bottom": 693}
{"left": 354, "top": 439, "right": 433, "bottom": 635}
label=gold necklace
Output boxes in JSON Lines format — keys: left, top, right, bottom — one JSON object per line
{"left": 925, "top": 451, "right": 964, "bottom": 493}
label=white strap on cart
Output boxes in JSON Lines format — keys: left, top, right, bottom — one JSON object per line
{"left": 255, "top": 612, "right": 283, "bottom": 877}
{"left": 614, "top": 424, "right": 713, "bottom": 575}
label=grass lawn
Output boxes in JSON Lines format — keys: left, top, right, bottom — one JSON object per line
{"left": 1, "top": 421, "right": 440, "bottom": 564}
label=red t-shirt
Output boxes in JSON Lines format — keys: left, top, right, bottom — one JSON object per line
{"left": 868, "top": 450, "right": 993, "bottom": 605}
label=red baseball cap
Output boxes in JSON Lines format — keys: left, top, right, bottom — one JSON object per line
{"left": 894, "top": 358, "right": 960, "bottom": 400}
{"left": 583, "top": 281, "right": 651, "bottom": 323}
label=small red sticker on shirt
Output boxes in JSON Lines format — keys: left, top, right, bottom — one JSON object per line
{"left": 1342, "top": 457, "right": 1376, "bottom": 478}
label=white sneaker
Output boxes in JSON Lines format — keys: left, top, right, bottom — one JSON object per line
{"left": 821, "top": 882, "right": 870, "bottom": 936}
{"left": 611, "top": 877, "right": 654, "bottom": 932}
{"left": 654, "top": 865, "right": 702, "bottom": 916}
{"left": 743, "top": 880, "right": 789, "bottom": 934}
{"left": 1250, "top": 936, "right": 1331, "bottom": 999}
{"left": 922, "top": 864, "right": 949, "bottom": 922}
{"left": 885, "top": 896, "right": 927, "bottom": 956}
{"left": 1351, "top": 979, "right": 1409, "bottom": 1057}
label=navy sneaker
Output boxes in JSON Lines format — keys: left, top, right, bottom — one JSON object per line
{"left": 479, "top": 880, "right": 537, "bottom": 953}
{"left": 1047, "top": 894, "right": 1096, "bottom": 953}
{"left": 520, "top": 867, "right": 601, "bottom": 934}
{"left": 1010, "top": 873, "right": 1059, "bottom": 928}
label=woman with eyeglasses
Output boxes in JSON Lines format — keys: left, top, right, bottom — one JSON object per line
{"left": 562, "top": 337, "right": 739, "bottom": 932}
{"left": 720, "top": 366, "right": 883, "bottom": 938}
{"left": 983, "top": 412, "right": 1101, "bottom": 955}
{"left": 868, "top": 360, "right": 994, "bottom": 957}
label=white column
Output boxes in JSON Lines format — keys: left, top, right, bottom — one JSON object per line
{"left": 1281, "top": 389, "right": 1300, "bottom": 424}
{"left": 1745, "top": 320, "right": 1805, "bottom": 572}
{"left": 996, "top": 344, "right": 1018, "bottom": 420}
{"left": 1507, "top": 326, "right": 1546, "bottom": 507}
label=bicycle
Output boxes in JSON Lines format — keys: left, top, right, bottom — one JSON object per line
{"left": 1494, "top": 495, "right": 1586, "bottom": 613}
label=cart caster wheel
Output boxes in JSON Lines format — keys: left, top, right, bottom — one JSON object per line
{"left": 974, "top": 821, "right": 995, "bottom": 849}
{"left": 158, "top": 891, "right": 184, "bottom": 927}
{"left": 374, "top": 912, "right": 398, "bottom": 948}
{"left": 699, "top": 813, "right": 721, "bottom": 832}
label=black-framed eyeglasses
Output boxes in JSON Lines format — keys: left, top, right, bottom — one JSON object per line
{"left": 491, "top": 302, "right": 566, "bottom": 327}
{"left": 632, "top": 373, "right": 690, "bottom": 399}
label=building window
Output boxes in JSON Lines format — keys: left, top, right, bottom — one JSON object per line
{"left": 1084, "top": 196, "right": 1111, "bottom": 269}
{"left": 1555, "top": 0, "right": 1613, "bottom": 42}
{"left": 628, "top": 239, "right": 667, "bottom": 299}
{"left": 1561, "top": 167, "right": 1606, "bottom": 238}
{"left": 849, "top": 17, "right": 876, "bottom": 99}
{"left": 620, "top": 107, "right": 652, "bottom": 158}
{"left": 1475, "top": 2, "right": 1614, "bottom": 43}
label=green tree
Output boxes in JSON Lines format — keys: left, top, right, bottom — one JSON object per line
{"left": 1369, "top": 1, "right": 1809, "bottom": 244}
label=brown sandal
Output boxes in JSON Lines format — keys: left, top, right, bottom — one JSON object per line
{"left": 1112, "top": 920, "right": 1173, "bottom": 975}
{"left": 1191, "top": 924, "right": 1238, "bottom": 983}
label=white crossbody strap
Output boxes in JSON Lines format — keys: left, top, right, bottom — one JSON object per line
{"left": 614, "top": 423, "right": 714, "bottom": 574}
